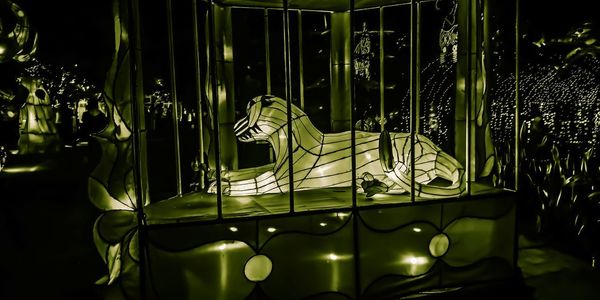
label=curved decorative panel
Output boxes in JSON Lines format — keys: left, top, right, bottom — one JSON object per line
{"left": 148, "top": 221, "right": 257, "bottom": 252}
{"left": 358, "top": 205, "right": 441, "bottom": 231}
{"left": 259, "top": 217, "right": 356, "bottom": 300}
{"left": 443, "top": 214, "right": 515, "bottom": 268}
{"left": 148, "top": 240, "right": 256, "bottom": 300}
{"left": 141, "top": 196, "right": 515, "bottom": 299}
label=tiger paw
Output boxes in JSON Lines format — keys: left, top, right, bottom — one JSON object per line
{"left": 207, "top": 180, "right": 231, "bottom": 195}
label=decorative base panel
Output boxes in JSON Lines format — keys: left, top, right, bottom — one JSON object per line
{"left": 142, "top": 193, "right": 516, "bottom": 299}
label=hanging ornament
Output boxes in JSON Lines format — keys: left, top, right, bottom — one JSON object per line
{"left": 428, "top": 106, "right": 439, "bottom": 132}
{"left": 438, "top": 0, "right": 458, "bottom": 64}
{"left": 354, "top": 22, "right": 375, "bottom": 80}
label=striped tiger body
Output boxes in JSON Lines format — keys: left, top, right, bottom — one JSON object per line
{"left": 212, "top": 95, "right": 465, "bottom": 198}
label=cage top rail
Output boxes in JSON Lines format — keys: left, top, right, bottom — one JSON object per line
{"left": 210, "top": 0, "right": 437, "bottom": 11}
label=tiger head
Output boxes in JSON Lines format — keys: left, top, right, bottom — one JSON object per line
{"left": 234, "top": 95, "right": 303, "bottom": 143}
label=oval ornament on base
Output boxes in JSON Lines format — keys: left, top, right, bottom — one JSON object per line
{"left": 244, "top": 254, "right": 273, "bottom": 282}
{"left": 429, "top": 233, "right": 450, "bottom": 258}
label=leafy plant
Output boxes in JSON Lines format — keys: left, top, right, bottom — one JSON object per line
{"left": 517, "top": 118, "right": 600, "bottom": 268}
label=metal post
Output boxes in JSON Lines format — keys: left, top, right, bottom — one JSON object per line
{"left": 349, "top": 8, "right": 357, "bottom": 211}
{"left": 349, "top": 0, "right": 361, "bottom": 297}
{"left": 410, "top": 0, "right": 416, "bottom": 202}
{"left": 264, "top": 9, "right": 272, "bottom": 94}
{"left": 264, "top": 9, "right": 275, "bottom": 163}
{"left": 415, "top": 2, "right": 421, "bottom": 133}
{"left": 192, "top": 0, "right": 205, "bottom": 189}
{"left": 208, "top": 1, "right": 223, "bottom": 219}
{"left": 166, "top": 0, "right": 183, "bottom": 196}
{"left": 126, "top": 0, "right": 148, "bottom": 297}
{"left": 379, "top": 6, "right": 385, "bottom": 132}
{"left": 514, "top": 0, "right": 520, "bottom": 190}
{"left": 283, "top": 0, "right": 295, "bottom": 213}
{"left": 466, "top": 0, "right": 473, "bottom": 195}
{"left": 298, "top": 10, "right": 305, "bottom": 110}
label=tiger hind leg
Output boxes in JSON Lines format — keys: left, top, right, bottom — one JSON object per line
{"left": 379, "top": 130, "right": 465, "bottom": 198}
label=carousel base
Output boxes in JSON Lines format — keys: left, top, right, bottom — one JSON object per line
{"left": 145, "top": 183, "right": 502, "bottom": 224}
{"left": 140, "top": 191, "right": 516, "bottom": 300}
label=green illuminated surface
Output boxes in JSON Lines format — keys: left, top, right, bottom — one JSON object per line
{"left": 144, "top": 195, "right": 516, "bottom": 299}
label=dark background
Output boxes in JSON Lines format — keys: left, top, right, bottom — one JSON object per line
{"left": 18, "top": 0, "right": 114, "bottom": 84}
{"left": 1, "top": 0, "right": 599, "bottom": 299}
{"left": 14, "top": 0, "right": 600, "bottom": 93}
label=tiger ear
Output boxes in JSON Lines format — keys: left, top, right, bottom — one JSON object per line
{"left": 260, "top": 95, "right": 275, "bottom": 106}
{"left": 248, "top": 100, "right": 262, "bottom": 127}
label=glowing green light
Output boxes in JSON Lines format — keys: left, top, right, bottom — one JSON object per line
{"left": 336, "top": 212, "right": 351, "bottom": 219}
{"left": 402, "top": 255, "right": 428, "bottom": 265}
{"left": 327, "top": 253, "right": 338, "bottom": 261}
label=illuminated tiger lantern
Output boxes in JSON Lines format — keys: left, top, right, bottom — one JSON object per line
{"left": 210, "top": 95, "right": 465, "bottom": 198}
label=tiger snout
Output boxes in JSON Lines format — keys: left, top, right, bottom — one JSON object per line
{"left": 234, "top": 116, "right": 252, "bottom": 142}
{"left": 234, "top": 115, "right": 267, "bottom": 142}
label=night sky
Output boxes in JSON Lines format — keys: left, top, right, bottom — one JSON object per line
{"left": 18, "top": 0, "right": 114, "bottom": 85}
{"left": 5, "top": 0, "right": 600, "bottom": 88}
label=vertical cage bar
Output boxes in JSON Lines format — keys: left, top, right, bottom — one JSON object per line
{"left": 208, "top": 1, "right": 223, "bottom": 219}
{"left": 379, "top": 6, "right": 385, "bottom": 132}
{"left": 512, "top": 0, "right": 521, "bottom": 268}
{"left": 264, "top": 9, "right": 272, "bottom": 95}
{"left": 192, "top": 0, "right": 205, "bottom": 189}
{"left": 283, "top": 0, "right": 295, "bottom": 213}
{"left": 264, "top": 9, "right": 275, "bottom": 163}
{"left": 127, "top": 0, "right": 148, "bottom": 296}
{"left": 298, "top": 10, "right": 305, "bottom": 110}
{"left": 350, "top": 6, "right": 357, "bottom": 210}
{"left": 409, "top": 0, "right": 416, "bottom": 202}
{"left": 415, "top": 2, "right": 421, "bottom": 133}
{"left": 349, "top": 2, "right": 361, "bottom": 298}
{"left": 165, "top": 0, "right": 183, "bottom": 196}
{"left": 465, "top": 0, "right": 473, "bottom": 195}
{"left": 514, "top": 0, "right": 520, "bottom": 190}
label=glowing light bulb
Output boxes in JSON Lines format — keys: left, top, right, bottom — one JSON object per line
{"left": 327, "top": 253, "right": 338, "bottom": 261}
{"left": 336, "top": 212, "right": 350, "bottom": 219}
{"left": 319, "top": 222, "right": 327, "bottom": 227}
{"left": 267, "top": 227, "right": 277, "bottom": 233}
{"left": 412, "top": 227, "right": 422, "bottom": 233}
{"left": 229, "top": 227, "right": 238, "bottom": 232}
